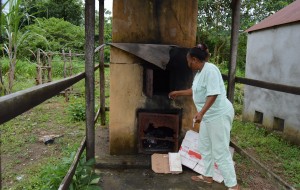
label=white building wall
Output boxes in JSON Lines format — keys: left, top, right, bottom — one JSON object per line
{"left": 243, "top": 23, "right": 300, "bottom": 144}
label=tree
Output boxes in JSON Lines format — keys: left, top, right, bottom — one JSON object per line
{"left": 21, "top": 0, "right": 84, "bottom": 26}
{"left": 95, "top": 8, "right": 112, "bottom": 62}
{"left": 240, "top": 0, "right": 295, "bottom": 30}
{"left": 197, "top": 0, "right": 232, "bottom": 65}
{"left": 20, "top": 17, "right": 85, "bottom": 56}
{"left": 197, "top": 0, "right": 296, "bottom": 73}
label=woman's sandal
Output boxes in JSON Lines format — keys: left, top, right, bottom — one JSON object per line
{"left": 228, "top": 184, "right": 240, "bottom": 190}
{"left": 191, "top": 175, "right": 213, "bottom": 184}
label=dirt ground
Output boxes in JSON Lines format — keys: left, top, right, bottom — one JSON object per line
{"left": 234, "top": 157, "right": 279, "bottom": 190}
{"left": 1, "top": 97, "right": 85, "bottom": 188}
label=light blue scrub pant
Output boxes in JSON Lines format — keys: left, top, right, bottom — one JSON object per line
{"left": 199, "top": 107, "right": 237, "bottom": 187}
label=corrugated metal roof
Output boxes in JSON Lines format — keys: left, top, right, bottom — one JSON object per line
{"left": 246, "top": 0, "right": 300, "bottom": 33}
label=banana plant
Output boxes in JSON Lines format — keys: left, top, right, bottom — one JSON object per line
{"left": 0, "top": 0, "right": 7, "bottom": 95}
{"left": 2, "top": 0, "right": 33, "bottom": 93}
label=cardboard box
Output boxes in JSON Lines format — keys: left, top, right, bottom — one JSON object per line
{"left": 178, "top": 130, "right": 201, "bottom": 172}
{"left": 179, "top": 130, "right": 235, "bottom": 183}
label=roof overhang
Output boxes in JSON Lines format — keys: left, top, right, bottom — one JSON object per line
{"left": 109, "top": 43, "right": 178, "bottom": 70}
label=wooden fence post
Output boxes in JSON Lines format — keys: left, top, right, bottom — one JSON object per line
{"left": 62, "top": 50, "right": 69, "bottom": 101}
{"left": 227, "top": 0, "right": 241, "bottom": 103}
{"left": 85, "top": 0, "right": 95, "bottom": 161}
{"left": 48, "top": 53, "right": 52, "bottom": 82}
{"left": 62, "top": 50, "right": 67, "bottom": 78}
{"left": 41, "top": 53, "right": 46, "bottom": 83}
{"left": 99, "top": 0, "right": 106, "bottom": 125}
{"left": 36, "top": 49, "right": 42, "bottom": 85}
{"left": 69, "top": 50, "right": 73, "bottom": 77}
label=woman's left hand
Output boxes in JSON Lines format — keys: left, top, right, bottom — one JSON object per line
{"left": 194, "top": 112, "right": 204, "bottom": 123}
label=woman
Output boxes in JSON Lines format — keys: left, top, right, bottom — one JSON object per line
{"left": 168, "top": 44, "right": 239, "bottom": 190}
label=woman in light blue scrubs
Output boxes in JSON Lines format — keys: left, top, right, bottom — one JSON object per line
{"left": 169, "top": 44, "right": 239, "bottom": 190}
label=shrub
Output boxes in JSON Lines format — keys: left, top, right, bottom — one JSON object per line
{"left": 20, "top": 18, "right": 85, "bottom": 58}
{"left": 0, "top": 58, "right": 36, "bottom": 79}
{"left": 21, "top": 153, "right": 101, "bottom": 190}
{"left": 68, "top": 100, "right": 86, "bottom": 121}
{"left": 70, "top": 158, "right": 101, "bottom": 190}
{"left": 51, "top": 55, "right": 84, "bottom": 78}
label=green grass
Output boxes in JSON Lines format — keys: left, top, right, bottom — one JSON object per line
{"left": 231, "top": 120, "right": 300, "bottom": 187}
{"left": 0, "top": 58, "right": 109, "bottom": 189}
{"left": 0, "top": 57, "right": 86, "bottom": 93}
{"left": 1, "top": 94, "right": 103, "bottom": 189}
{"left": 6, "top": 143, "right": 82, "bottom": 190}
{"left": 0, "top": 95, "right": 87, "bottom": 188}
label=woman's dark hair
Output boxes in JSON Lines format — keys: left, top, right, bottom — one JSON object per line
{"left": 188, "top": 43, "right": 209, "bottom": 62}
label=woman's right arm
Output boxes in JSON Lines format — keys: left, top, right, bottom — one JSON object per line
{"left": 168, "top": 89, "right": 192, "bottom": 99}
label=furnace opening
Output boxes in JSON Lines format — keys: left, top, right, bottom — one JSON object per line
{"left": 137, "top": 109, "right": 182, "bottom": 154}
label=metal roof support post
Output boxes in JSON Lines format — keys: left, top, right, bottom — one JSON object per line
{"left": 85, "top": 0, "right": 96, "bottom": 161}
{"left": 227, "top": 0, "right": 241, "bottom": 103}
{"left": 99, "top": 0, "right": 106, "bottom": 126}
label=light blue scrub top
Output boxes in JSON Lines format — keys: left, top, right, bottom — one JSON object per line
{"left": 192, "top": 62, "right": 232, "bottom": 122}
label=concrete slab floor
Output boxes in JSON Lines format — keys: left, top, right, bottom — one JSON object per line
{"left": 95, "top": 126, "right": 151, "bottom": 168}
{"left": 95, "top": 126, "right": 237, "bottom": 190}
{"left": 96, "top": 168, "right": 228, "bottom": 190}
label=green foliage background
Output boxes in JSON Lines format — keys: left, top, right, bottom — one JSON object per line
{"left": 21, "top": 0, "right": 84, "bottom": 26}
{"left": 20, "top": 17, "right": 85, "bottom": 57}
{"left": 197, "top": 0, "right": 296, "bottom": 75}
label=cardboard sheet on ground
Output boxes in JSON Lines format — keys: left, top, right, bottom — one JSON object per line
{"left": 169, "top": 153, "right": 183, "bottom": 174}
{"left": 151, "top": 154, "right": 171, "bottom": 174}
{"left": 151, "top": 153, "right": 182, "bottom": 174}
{"left": 179, "top": 130, "right": 235, "bottom": 183}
